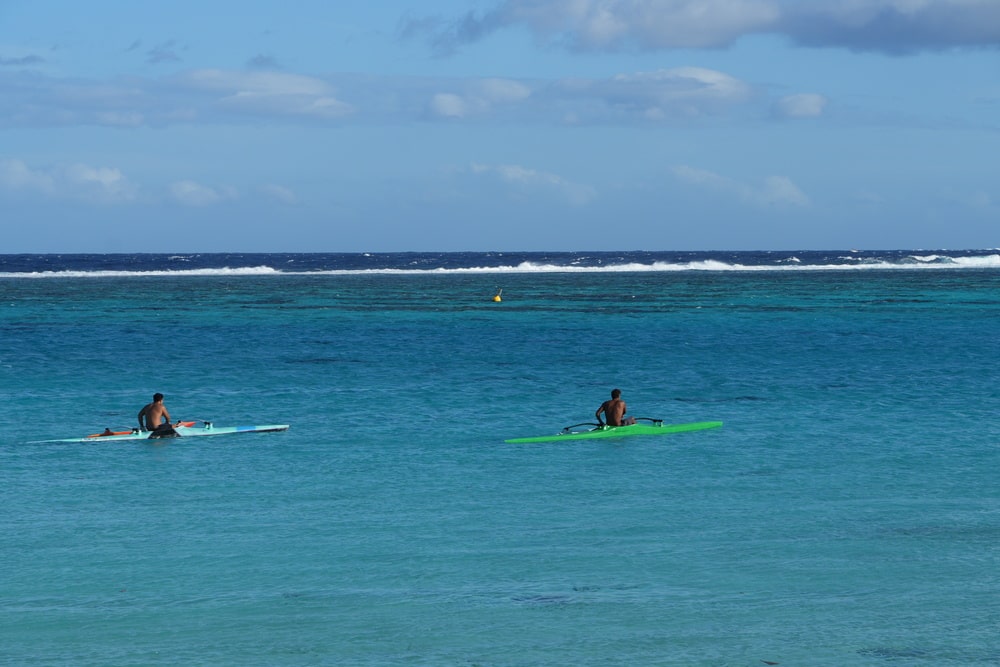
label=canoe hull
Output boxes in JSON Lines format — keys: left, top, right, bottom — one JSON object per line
{"left": 44, "top": 423, "right": 290, "bottom": 443}
{"left": 504, "top": 420, "right": 722, "bottom": 444}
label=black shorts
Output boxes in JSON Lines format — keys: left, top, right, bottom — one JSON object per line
{"left": 148, "top": 424, "right": 178, "bottom": 439}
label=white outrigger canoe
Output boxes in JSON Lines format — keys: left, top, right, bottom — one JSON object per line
{"left": 41, "top": 421, "right": 289, "bottom": 443}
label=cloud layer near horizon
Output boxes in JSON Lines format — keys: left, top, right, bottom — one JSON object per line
{"left": 0, "top": 64, "right": 802, "bottom": 130}
{"left": 4, "top": 1, "right": 994, "bottom": 131}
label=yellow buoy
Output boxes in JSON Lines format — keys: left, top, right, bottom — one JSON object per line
{"left": 493, "top": 288, "right": 503, "bottom": 302}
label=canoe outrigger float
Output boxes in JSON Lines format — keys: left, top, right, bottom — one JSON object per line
{"left": 40, "top": 420, "right": 290, "bottom": 443}
{"left": 504, "top": 418, "right": 722, "bottom": 444}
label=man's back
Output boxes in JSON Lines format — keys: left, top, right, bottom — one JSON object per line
{"left": 140, "top": 402, "right": 169, "bottom": 430}
{"left": 600, "top": 398, "right": 626, "bottom": 426}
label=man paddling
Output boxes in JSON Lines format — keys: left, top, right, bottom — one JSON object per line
{"left": 595, "top": 388, "right": 635, "bottom": 427}
{"left": 138, "top": 393, "right": 178, "bottom": 438}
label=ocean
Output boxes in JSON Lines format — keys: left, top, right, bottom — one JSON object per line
{"left": 2, "top": 250, "right": 999, "bottom": 666}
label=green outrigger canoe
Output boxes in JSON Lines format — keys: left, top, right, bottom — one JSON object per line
{"left": 504, "top": 419, "right": 722, "bottom": 444}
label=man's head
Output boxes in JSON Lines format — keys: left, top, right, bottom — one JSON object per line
{"left": 611, "top": 389, "right": 621, "bottom": 399}
{"left": 153, "top": 393, "right": 164, "bottom": 403}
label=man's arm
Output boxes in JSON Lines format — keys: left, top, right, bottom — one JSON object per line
{"left": 137, "top": 405, "right": 148, "bottom": 430}
{"left": 595, "top": 402, "right": 606, "bottom": 425}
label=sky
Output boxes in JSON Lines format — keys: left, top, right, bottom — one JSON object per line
{"left": 1, "top": 0, "right": 998, "bottom": 252}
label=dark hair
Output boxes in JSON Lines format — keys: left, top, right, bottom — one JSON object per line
{"left": 153, "top": 393, "right": 164, "bottom": 402}
{"left": 611, "top": 388, "right": 621, "bottom": 398}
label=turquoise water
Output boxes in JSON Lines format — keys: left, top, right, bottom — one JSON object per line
{"left": 2, "top": 268, "right": 1000, "bottom": 665}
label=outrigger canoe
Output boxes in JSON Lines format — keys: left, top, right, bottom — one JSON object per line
{"left": 41, "top": 420, "right": 289, "bottom": 443}
{"left": 504, "top": 419, "right": 721, "bottom": 444}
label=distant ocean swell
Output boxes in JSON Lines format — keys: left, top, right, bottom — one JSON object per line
{"left": 1, "top": 250, "right": 998, "bottom": 278}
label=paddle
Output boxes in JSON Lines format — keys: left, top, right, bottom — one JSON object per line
{"left": 561, "top": 417, "right": 663, "bottom": 432}
{"left": 562, "top": 422, "right": 604, "bottom": 432}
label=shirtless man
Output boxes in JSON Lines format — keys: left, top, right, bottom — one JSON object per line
{"left": 595, "top": 388, "right": 628, "bottom": 427}
{"left": 138, "top": 393, "right": 177, "bottom": 438}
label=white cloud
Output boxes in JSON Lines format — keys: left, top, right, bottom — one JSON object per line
{"left": 175, "top": 69, "right": 354, "bottom": 120}
{"left": 170, "top": 180, "right": 238, "bottom": 206}
{"left": 471, "top": 162, "right": 596, "bottom": 205}
{"left": 0, "top": 158, "right": 134, "bottom": 201}
{"left": 593, "top": 67, "right": 752, "bottom": 116}
{"left": 773, "top": 93, "right": 828, "bottom": 119}
{"left": 672, "top": 165, "right": 809, "bottom": 206}
{"left": 671, "top": 165, "right": 733, "bottom": 190}
{"left": 428, "top": 78, "right": 531, "bottom": 119}
{"left": 425, "top": 0, "right": 778, "bottom": 52}
{"left": 538, "top": 66, "right": 756, "bottom": 123}
{"left": 260, "top": 184, "right": 298, "bottom": 205}
{"left": 180, "top": 69, "right": 330, "bottom": 97}
{"left": 571, "top": 0, "right": 779, "bottom": 49}
{"left": 0, "top": 158, "right": 55, "bottom": 194}
{"left": 0, "top": 67, "right": 354, "bottom": 128}
{"left": 64, "top": 163, "right": 135, "bottom": 201}
{"left": 761, "top": 175, "right": 810, "bottom": 206}
{"left": 478, "top": 78, "right": 532, "bottom": 104}
{"left": 430, "top": 93, "right": 468, "bottom": 118}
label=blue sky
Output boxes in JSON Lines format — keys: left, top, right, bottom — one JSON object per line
{"left": 1, "top": 0, "right": 997, "bottom": 252}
